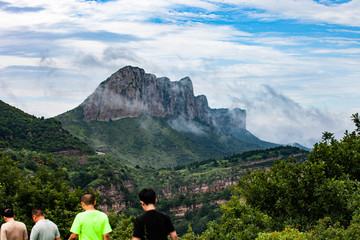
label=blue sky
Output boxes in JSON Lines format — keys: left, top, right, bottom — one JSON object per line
{"left": 1, "top": 0, "right": 360, "bottom": 147}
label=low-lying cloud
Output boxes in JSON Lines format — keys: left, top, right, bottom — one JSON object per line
{"left": 229, "top": 84, "right": 354, "bottom": 148}
{"left": 168, "top": 117, "right": 207, "bottom": 136}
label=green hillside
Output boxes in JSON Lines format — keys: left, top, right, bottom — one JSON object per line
{"left": 0, "top": 100, "right": 93, "bottom": 153}
{"left": 57, "top": 106, "right": 275, "bottom": 168}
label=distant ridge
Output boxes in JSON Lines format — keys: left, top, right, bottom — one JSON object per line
{"left": 57, "top": 66, "right": 277, "bottom": 167}
{"left": 0, "top": 100, "right": 93, "bottom": 154}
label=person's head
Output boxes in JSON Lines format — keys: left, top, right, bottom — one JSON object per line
{"left": 139, "top": 188, "right": 156, "bottom": 205}
{"left": 81, "top": 193, "right": 96, "bottom": 207}
{"left": 32, "top": 208, "right": 45, "bottom": 223}
{"left": 3, "top": 208, "right": 15, "bottom": 222}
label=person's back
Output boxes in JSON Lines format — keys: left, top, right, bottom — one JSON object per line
{"left": 70, "top": 210, "right": 110, "bottom": 239}
{"left": 30, "top": 208, "right": 60, "bottom": 240}
{"left": 133, "top": 209, "right": 175, "bottom": 240}
{"left": 30, "top": 219, "right": 59, "bottom": 240}
{"left": 1, "top": 208, "right": 28, "bottom": 240}
{"left": 69, "top": 193, "right": 112, "bottom": 240}
{"left": 132, "top": 188, "right": 178, "bottom": 240}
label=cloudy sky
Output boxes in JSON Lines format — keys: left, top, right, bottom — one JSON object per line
{"left": 1, "top": 0, "right": 359, "bottom": 148}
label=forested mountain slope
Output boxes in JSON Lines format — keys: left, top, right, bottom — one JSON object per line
{"left": 0, "top": 100, "right": 93, "bottom": 154}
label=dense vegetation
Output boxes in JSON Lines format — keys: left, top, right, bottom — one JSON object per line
{"left": 0, "top": 152, "right": 84, "bottom": 237}
{"left": 0, "top": 144, "right": 306, "bottom": 237}
{"left": 0, "top": 100, "right": 92, "bottom": 153}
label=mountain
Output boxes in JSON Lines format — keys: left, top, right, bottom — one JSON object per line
{"left": 57, "top": 66, "right": 277, "bottom": 167}
{"left": 0, "top": 100, "right": 93, "bottom": 154}
{"left": 289, "top": 142, "right": 312, "bottom": 151}
{"left": 80, "top": 66, "right": 246, "bottom": 130}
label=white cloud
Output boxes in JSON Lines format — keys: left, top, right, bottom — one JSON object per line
{"left": 226, "top": 83, "right": 355, "bottom": 147}
{"left": 223, "top": 0, "right": 360, "bottom": 27}
{"left": 312, "top": 48, "right": 360, "bottom": 54}
{"left": 0, "top": 0, "right": 360, "bottom": 148}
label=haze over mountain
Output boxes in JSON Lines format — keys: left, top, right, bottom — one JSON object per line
{"left": 57, "top": 66, "right": 276, "bottom": 167}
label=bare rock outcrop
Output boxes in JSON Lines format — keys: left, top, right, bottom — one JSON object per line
{"left": 81, "top": 66, "right": 246, "bottom": 130}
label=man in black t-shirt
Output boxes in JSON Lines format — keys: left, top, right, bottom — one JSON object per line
{"left": 132, "top": 188, "right": 178, "bottom": 240}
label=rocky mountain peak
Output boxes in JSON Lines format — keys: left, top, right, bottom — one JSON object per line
{"left": 81, "top": 66, "right": 246, "bottom": 130}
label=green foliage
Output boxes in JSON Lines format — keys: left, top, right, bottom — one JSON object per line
{"left": 0, "top": 100, "right": 93, "bottom": 153}
{"left": 0, "top": 153, "right": 26, "bottom": 210}
{"left": 108, "top": 213, "right": 135, "bottom": 240}
{"left": 179, "top": 113, "right": 360, "bottom": 239}
{"left": 236, "top": 158, "right": 358, "bottom": 230}
{"left": 304, "top": 215, "right": 360, "bottom": 240}
{"left": 308, "top": 130, "right": 360, "bottom": 181}
{"left": 196, "top": 197, "right": 272, "bottom": 240}
{"left": 180, "top": 225, "right": 199, "bottom": 240}
{"left": 0, "top": 152, "right": 84, "bottom": 238}
{"left": 256, "top": 228, "right": 309, "bottom": 240}
{"left": 351, "top": 113, "right": 360, "bottom": 133}
{"left": 308, "top": 217, "right": 347, "bottom": 239}
{"left": 174, "top": 203, "right": 222, "bottom": 235}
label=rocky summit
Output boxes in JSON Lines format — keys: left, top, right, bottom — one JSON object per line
{"left": 81, "top": 66, "right": 246, "bottom": 130}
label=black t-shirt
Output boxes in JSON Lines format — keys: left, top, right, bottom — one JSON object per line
{"left": 133, "top": 210, "right": 175, "bottom": 240}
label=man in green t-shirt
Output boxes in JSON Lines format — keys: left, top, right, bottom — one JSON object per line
{"left": 68, "top": 193, "right": 112, "bottom": 240}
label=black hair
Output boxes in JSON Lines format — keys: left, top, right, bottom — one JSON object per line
{"left": 3, "top": 208, "right": 14, "bottom": 218}
{"left": 81, "top": 193, "right": 95, "bottom": 205}
{"left": 139, "top": 188, "right": 156, "bottom": 205}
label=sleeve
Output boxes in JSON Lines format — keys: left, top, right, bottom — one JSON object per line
{"left": 165, "top": 214, "right": 175, "bottom": 234}
{"left": 132, "top": 217, "right": 143, "bottom": 238}
{"left": 22, "top": 223, "right": 28, "bottom": 240}
{"left": 102, "top": 215, "right": 112, "bottom": 234}
{"left": 54, "top": 224, "right": 60, "bottom": 238}
{"left": 30, "top": 225, "right": 38, "bottom": 240}
{"left": 70, "top": 214, "right": 81, "bottom": 234}
{"left": 1, "top": 226, "right": 7, "bottom": 240}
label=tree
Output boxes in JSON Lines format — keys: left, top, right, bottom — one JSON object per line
{"left": 108, "top": 213, "right": 135, "bottom": 240}
{"left": 0, "top": 152, "right": 84, "bottom": 237}
{"left": 351, "top": 113, "right": 360, "bottom": 134}
{"left": 198, "top": 196, "right": 272, "bottom": 240}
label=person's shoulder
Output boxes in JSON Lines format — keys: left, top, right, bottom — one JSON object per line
{"left": 77, "top": 210, "right": 89, "bottom": 216}
{"left": 15, "top": 220, "right": 25, "bottom": 224}
{"left": 91, "top": 210, "right": 110, "bottom": 222}
{"left": 1, "top": 222, "right": 8, "bottom": 227}
{"left": 138, "top": 210, "right": 169, "bottom": 219}
{"left": 15, "top": 221, "right": 27, "bottom": 227}
{"left": 155, "top": 210, "right": 170, "bottom": 217}
{"left": 84, "top": 210, "right": 108, "bottom": 218}
{"left": 74, "top": 211, "right": 87, "bottom": 220}
{"left": 135, "top": 210, "right": 149, "bottom": 221}
{"left": 44, "top": 219, "right": 57, "bottom": 225}
{"left": 97, "top": 210, "right": 107, "bottom": 214}
{"left": 94, "top": 210, "right": 108, "bottom": 216}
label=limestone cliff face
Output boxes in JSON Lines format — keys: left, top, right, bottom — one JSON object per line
{"left": 81, "top": 66, "right": 245, "bottom": 130}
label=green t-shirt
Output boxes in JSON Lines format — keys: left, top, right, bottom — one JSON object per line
{"left": 70, "top": 210, "right": 112, "bottom": 240}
